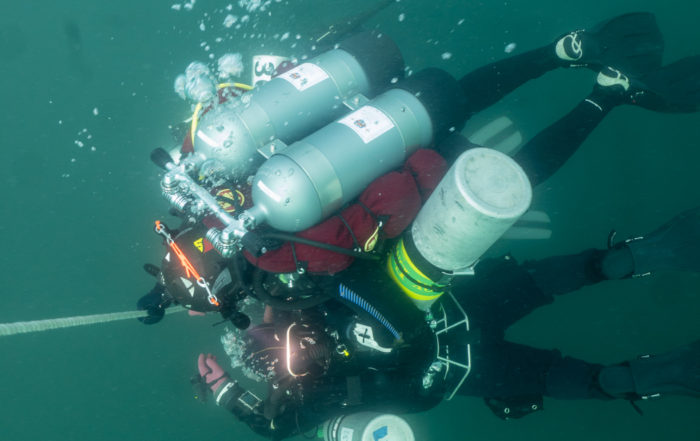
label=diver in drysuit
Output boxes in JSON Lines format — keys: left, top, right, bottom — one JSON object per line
{"left": 144, "top": 205, "right": 700, "bottom": 439}
{"left": 136, "top": 12, "right": 700, "bottom": 439}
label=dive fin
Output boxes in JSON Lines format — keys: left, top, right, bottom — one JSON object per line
{"left": 630, "top": 55, "right": 700, "bottom": 113}
{"left": 623, "top": 205, "right": 700, "bottom": 275}
{"left": 599, "top": 340, "right": 700, "bottom": 399}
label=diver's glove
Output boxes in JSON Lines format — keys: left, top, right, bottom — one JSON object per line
{"left": 136, "top": 283, "right": 171, "bottom": 325}
{"left": 198, "top": 353, "right": 230, "bottom": 393}
{"left": 196, "top": 353, "right": 265, "bottom": 414}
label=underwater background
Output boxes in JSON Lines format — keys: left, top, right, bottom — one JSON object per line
{"left": 1, "top": 0, "right": 699, "bottom": 440}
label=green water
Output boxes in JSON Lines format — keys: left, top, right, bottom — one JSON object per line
{"left": 1, "top": 1, "right": 698, "bottom": 440}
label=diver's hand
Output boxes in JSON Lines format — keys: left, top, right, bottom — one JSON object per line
{"left": 136, "top": 283, "right": 169, "bottom": 325}
{"left": 197, "top": 353, "right": 229, "bottom": 392}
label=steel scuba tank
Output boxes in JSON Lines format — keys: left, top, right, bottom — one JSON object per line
{"left": 321, "top": 412, "right": 415, "bottom": 441}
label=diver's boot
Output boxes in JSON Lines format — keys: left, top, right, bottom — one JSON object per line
{"left": 598, "top": 340, "right": 700, "bottom": 400}
{"left": 589, "top": 56, "right": 700, "bottom": 114}
{"left": 601, "top": 206, "right": 700, "bottom": 278}
{"left": 628, "top": 55, "right": 700, "bottom": 113}
{"left": 595, "top": 66, "right": 630, "bottom": 92}
{"left": 581, "top": 67, "right": 632, "bottom": 113}
{"left": 555, "top": 31, "right": 584, "bottom": 64}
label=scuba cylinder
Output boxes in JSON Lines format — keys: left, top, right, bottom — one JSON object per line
{"left": 388, "top": 147, "right": 532, "bottom": 310}
{"left": 237, "top": 68, "right": 468, "bottom": 233}
{"left": 191, "top": 32, "right": 404, "bottom": 182}
{"left": 163, "top": 35, "right": 468, "bottom": 259}
{"left": 321, "top": 412, "right": 415, "bottom": 441}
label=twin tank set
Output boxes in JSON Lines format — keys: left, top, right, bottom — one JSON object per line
{"left": 158, "top": 32, "right": 532, "bottom": 311}
{"left": 159, "top": 32, "right": 532, "bottom": 441}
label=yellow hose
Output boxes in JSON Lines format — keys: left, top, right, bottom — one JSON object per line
{"left": 189, "top": 82, "right": 253, "bottom": 145}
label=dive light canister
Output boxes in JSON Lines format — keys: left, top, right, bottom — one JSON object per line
{"left": 391, "top": 148, "right": 532, "bottom": 310}
{"left": 322, "top": 412, "right": 415, "bottom": 441}
{"left": 192, "top": 32, "right": 404, "bottom": 179}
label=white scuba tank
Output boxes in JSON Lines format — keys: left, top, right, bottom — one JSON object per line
{"left": 322, "top": 413, "right": 415, "bottom": 441}
{"left": 388, "top": 147, "right": 532, "bottom": 310}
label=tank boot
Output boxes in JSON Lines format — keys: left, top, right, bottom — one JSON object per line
{"left": 601, "top": 206, "right": 700, "bottom": 278}
{"left": 598, "top": 340, "right": 700, "bottom": 400}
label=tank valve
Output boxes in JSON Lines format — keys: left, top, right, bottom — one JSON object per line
{"left": 161, "top": 174, "right": 179, "bottom": 195}
{"left": 206, "top": 228, "right": 238, "bottom": 258}
{"left": 165, "top": 193, "right": 190, "bottom": 212}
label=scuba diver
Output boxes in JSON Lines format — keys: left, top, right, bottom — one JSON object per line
{"left": 144, "top": 206, "right": 700, "bottom": 439}
{"left": 136, "top": 12, "right": 700, "bottom": 439}
{"left": 150, "top": 206, "right": 700, "bottom": 439}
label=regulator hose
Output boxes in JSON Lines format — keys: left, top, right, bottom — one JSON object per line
{"left": 259, "top": 232, "right": 381, "bottom": 260}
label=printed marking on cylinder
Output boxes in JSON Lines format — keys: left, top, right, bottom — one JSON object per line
{"left": 338, "top": 106, "right": 394, "bottom": 144}
{"left": 373, "top": 426, "right": 388, "bottom": 441}
{"left": 278, "top": 63, "right": 329, "bottom": 91}
{"left": 340, "top": 427, "right": 354, "bottom": 441}
{"left": 432, "top": 224, "right": 446, "bottom": 236}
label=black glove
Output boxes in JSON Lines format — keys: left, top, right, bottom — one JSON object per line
{"left": 136, "top": 283, "right": 171, "bottom": 325}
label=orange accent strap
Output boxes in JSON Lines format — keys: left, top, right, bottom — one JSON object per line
{"left": 154, "top": 220, "right": 201, "bottom": 279}
{"left": 171, "top": 241, "right": 201, "bottom": 280}
{"left": 153, "top": 220, "right": 219, "bottom": 307}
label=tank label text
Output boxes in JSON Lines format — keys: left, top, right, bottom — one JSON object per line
{"left": 278, "top": 63, "right": 329, "bottom": 91}
{"left": 338, "top": 106, "right": 394, "bottom": 143}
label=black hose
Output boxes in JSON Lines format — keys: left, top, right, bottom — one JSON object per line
{"left": 260, "top": 232, "right": 381, "bottom": 260}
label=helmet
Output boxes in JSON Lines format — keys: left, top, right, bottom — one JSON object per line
{"left": 192, "top": 102, "right": 263, "bottom": 183}
{"left": 160, "top": 224, "right": 235, "bottom": 312}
